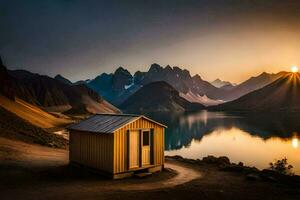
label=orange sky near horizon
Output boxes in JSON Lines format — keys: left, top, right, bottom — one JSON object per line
{"left": 116, "top": 22, "right": 300, "bottom": 84}
{"left": 3, "top": 1, "right": 300, "bottom": 84}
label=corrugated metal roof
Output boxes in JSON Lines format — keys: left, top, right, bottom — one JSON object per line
{"left": 67, "top": 113, "right": 166, "bottom": 134}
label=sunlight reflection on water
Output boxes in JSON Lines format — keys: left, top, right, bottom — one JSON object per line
{"left": 292, "top": 138, "right": 299, "bottom": 149}
{"left": 165, "top": 127, "right": 300, "bottom": 174}
{"left": 146, "top": 111, "right": 300, "bottom": 175}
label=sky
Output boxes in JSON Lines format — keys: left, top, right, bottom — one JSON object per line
{"left": 1, "top": 0, "right": 300, "bottom": 83}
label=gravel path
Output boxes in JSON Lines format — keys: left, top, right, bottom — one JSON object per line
{"left": 0, "top": 137, "right": 201, "bottom": 191}
{"left": 118, "top": 162, "right": 202, "bottom": 191}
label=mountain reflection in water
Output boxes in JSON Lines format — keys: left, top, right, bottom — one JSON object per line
{"left": 146, "top": 111, "right": 300, "bottom": 174}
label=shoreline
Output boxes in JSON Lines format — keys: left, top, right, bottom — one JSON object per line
{"left": 1, "top": 137, "right": 300, "bottom": 200}
{"left": 166, "top": 155, "right": 300, "bottom": 187}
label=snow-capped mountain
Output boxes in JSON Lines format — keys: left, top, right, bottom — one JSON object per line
{"left": 86, "top": 63, "right": 287, "bottom": 108}
{"left": 179, "top": 90, "right": 225, "bottom": 106}
{"left": 87, "top": 64, "right": 224, "bottom": 106}
{"left": 211, "top": 78, "right": 236, "bottom": 88}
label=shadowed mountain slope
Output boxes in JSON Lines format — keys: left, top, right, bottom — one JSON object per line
{"left": 120, "top": 81, "right": 205, "bottom": 112}
{"left": 221, "top": 72, "right": 286, "bottom": 101}
{"left": 54, "top": 74, "right": 73, "bottom": 85}
{"left": 0, "top": 58, "right": 119, "bottom": 114}
{"left": 211, "top": 72, "right": 300, "bottom": 111}
{"left": 87, "top": 67, "right": 138, "bottom": 106}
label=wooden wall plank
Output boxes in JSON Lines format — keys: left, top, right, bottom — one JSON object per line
{"left": 69, "top": 131, "right": 114, "bottom": 173}
{"left": 113, "top": 118, "right": 165, "bottom": 174}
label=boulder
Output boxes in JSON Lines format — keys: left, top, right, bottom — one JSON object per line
{"left": 202, "top": 155, "right": 231, "bottom": 166}
{"left": 172, "top": 155, "right": 184, "bottom": 160}
{"left": 246, "top": 173, "right": 260, "bottom": 181}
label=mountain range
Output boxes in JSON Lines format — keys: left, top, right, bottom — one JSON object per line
{"left": 1, "top": 55, "right": 296, "bottom": 114}
{"left": 86, "top": 63, "right": 285, "bottom": 107}
{"left": 0, "top": 57, "right": 119, "bottom": 116}
{"left": 211, "top": 72, "right": 300, "bottom": 112}
{"left": 87, "top": 64, "right": 226, "bottom": 106}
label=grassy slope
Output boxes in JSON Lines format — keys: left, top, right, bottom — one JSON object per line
{"left": 0, "top": 107, "right": 67, "bottom": 148}
{"left": 0, "top": 95, "right": 72, "bottom": 128}
{"left": 82, "top": 95, "right": 120, "bottom": 114}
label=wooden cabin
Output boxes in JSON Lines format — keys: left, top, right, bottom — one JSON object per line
{"left": 67, "top": 114, "right": 167, "bottom": 179}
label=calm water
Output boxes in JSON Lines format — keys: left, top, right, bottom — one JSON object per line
{"left": 147, "top": 111, "right": 300, "bottom": 174}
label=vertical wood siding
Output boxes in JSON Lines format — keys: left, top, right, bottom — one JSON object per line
{"left": 113, "top": 118, "right": 165, "bottom": 174}
{"left": 69, "top": 130, "right": 114, "bottom": 173}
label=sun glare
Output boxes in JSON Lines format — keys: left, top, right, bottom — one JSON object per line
{"left": 292, "top": 138, "right": 299, "bottom": 149}
{"left": 291, "top": 66, "right": 299, "bottom": 73}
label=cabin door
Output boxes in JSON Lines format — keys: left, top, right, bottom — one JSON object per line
{"left": 129, "top": 130, "right": 140, "bottom": 169}
{"left": 141, "top": 130, "right": 151, "bottom": 166}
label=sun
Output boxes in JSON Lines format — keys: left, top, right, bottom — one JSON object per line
{"left": 291, "top": 66, "right": 299, "bottom": 73}
{"left": 292, "top": 138, "right": 299, "bottom": 149}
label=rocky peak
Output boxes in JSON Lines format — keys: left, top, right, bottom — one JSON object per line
{"left": 134, "top": 70, "right": 142, "bottom": 76}
{"left": 192, "top": 74, "right": 202, "bottom": 80}
{"left": 134, "top": 71, "right": 146, "bottom": 84}
{"left": 115, "top": 66, "right": 131, "bottom": 76}
{"left": 165, "top": 65, "right": 172, "bottom": 71}
{"left": 94, "top": 72, "right": 112, "bottom": 80}
{"left": 256, "top": 72, "right": 271, "bottom": 79}
{"left": 182, "top": 69, "right": 191, "bottom": 78}
{"left": 112, "top": 67, "right": 132, "bottom": 91}
{"left": 149, "top": 63, "right": 163, "bottom": 73}
{"left": 54, "top": 74, "right": 73, "bottom": 85}
{"left": 211, "top": 78, "right": 234, "bottom": 88}
{"left": 261, "top": 72, "right": 269, "bottom": 76}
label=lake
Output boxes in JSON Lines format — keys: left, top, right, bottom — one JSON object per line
{"left": 147, "top": 111, "right": 300, "bottom": 175}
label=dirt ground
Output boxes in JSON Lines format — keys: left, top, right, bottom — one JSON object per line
{"left": 0, "top": 137, "right": 299, "bottom": 200}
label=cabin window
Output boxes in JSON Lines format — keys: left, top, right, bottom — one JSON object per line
{"left": 142, "top": 131, "right": 150, "bottom": 146}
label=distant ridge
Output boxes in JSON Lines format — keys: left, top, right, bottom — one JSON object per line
{"left": 211, "top": 72, "right": 300, "bottom": 112}
{"left": 211, "top": 78, "right": 235, "bottom": 88}
{"left": 54, "top": 74, "right": 73, "bottom": 85}
{"left": 221, "top": 71, "right": 286, "bottom": 101}
{"left": 0, "top": 59, "right": 119, "bottom": 115}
